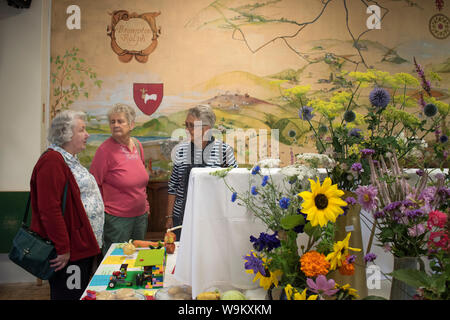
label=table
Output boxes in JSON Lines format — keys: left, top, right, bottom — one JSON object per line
{"left": 81, "top": 242, "right": 184, "bottom": 299}
{"left": 174, "top": 167, "right": 447, "bottom": 298}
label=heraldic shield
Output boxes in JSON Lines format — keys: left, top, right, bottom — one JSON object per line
{"left": 133, "top": 83, "right": 163, "bottom": 116}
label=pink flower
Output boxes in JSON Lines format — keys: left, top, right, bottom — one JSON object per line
{"left": 306, "top": 275, "right": 339, "bottom": 297}
{"left": 428, "top": 231, "right": 449, "bottom": 250}
{"left": 407, "top": 224, "right": 426, "bottom": 237}
{"left": 427, "top": 210, "right": 448, "bottom": 229}
{"left": 355, "top": 185, "right": 378, "bottom": 211}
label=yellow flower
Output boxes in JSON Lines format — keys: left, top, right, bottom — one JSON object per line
{"left": 335, "top": 283, "right": 360, "bottom": 299}
{"left": 326, "top": 233, "right": 361, "bottom": 270}
{"left": 298, "top": 177, "right": 347, "bottom": 227}
{"left": 284, "top": 285, "right": 318, "bottom": 300}
{"left": 253, "top": 269, "right": 283, "bottom": 290}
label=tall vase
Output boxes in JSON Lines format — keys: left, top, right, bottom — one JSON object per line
{"left": 333, "top": 191, "right": 368, "bottom": 299}
{"left": 390, "top": 256, "right": 423, "bottom": 300}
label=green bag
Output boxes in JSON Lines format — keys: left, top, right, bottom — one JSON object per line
{"left": 8, "top": 181, "right": 68, "bottom": 280}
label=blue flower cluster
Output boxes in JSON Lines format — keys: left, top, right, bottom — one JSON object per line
{"left": 250, "top": 232, "right": 281, "bottom": 252}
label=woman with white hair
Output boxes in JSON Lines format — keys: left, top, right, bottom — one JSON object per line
{"left": 90, "top": 103, "right": 149, "bottom": 256}
{"left": 166, "top": 105, "right": 237, "bottom": 239}
{"left": 30, "top": 110, "right": 104, "bottom": 299}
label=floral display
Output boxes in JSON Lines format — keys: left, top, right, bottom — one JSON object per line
{"left": 283, "top": 65, "right": 449, "bottom": 190}
{"left": 214, "top": 156, "right": 362, "bottom": 300}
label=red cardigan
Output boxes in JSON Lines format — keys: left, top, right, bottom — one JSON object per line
{"left": 30, "top": 150, "right": 100, "bottom": 262}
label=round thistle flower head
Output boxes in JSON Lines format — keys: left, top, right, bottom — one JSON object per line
{"left": 369, "top": 87, "right": 390, "bottom": 109}
{"left": 344, "top": 110, "right": 356, "bottom": 122}
{"left": 299, "top": 106, "right": 314, "bottom": 121}
{"left": 318, "top": 124, "right": 328, "bottom": 135}
{"left": 349, "top": 128, "right": 362, "bottom": 138}
{"left": 440, "top": 135, "right": 448, "bottom": 143}
{"left": 424, "top": 103, "right": 438, "bottom": 117}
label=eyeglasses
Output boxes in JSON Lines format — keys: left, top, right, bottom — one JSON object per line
{"left": 185, "top": 122, "right": 209, "bottom": 129}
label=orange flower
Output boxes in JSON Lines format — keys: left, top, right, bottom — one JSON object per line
{"left": 300, "top": 251, "right": 330, "bottom": 277}
{"left": 338, "top": 255, "right": 355, "bottom": 276}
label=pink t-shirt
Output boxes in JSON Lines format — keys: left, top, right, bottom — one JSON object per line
{"left": 90, "top": 137, "right": 150, "bottom": 218}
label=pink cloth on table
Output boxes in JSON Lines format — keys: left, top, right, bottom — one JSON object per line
{"left": 90, "top": 137, "right": 150, "bottom": 218}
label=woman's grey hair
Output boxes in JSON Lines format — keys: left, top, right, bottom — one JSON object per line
{"left": 187, "top": 104, "right": 216, "bottom": 127}
{"left": 107, "top": 103, "right": 136, "bottom": 124}
{"left": 47, "top": 110, "right": 87, "bottom": 146}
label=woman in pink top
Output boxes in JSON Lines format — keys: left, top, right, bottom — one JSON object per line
{"left": 90, "top": 103, "right": 150, "bottom": 255}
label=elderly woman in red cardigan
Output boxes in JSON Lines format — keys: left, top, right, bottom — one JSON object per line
{"left": 30, "top": 110, "right": 104, "bottom": 300}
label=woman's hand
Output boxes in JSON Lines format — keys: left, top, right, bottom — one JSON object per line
{"left": 50, "top": 252, "right": 70, "bottom": 272}
{"left": 165, "top": 216, "right": 173, "bottom": 230}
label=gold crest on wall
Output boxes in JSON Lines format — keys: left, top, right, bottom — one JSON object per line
{"left": 107, "top": 10, "right": 161, "bottom": 63}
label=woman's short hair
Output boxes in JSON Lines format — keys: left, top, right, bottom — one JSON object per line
{"left": 107, "top": 103, "right": 136, "bottom": 124}
{"left": 187, "top": 104, "right": 216, "bottom": 127}
{"left": 47, "top": 110, "right": 87, "bottom": 146}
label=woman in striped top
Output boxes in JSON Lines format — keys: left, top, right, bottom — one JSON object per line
{"left": 166, "top": 105, "right": 237, "bottom": 239}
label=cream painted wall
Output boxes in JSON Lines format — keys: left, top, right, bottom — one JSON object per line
{"left": 0, "top": 0, "right": 50, "bottom": 191}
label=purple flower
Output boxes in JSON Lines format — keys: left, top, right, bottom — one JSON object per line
{"left": 364, "top": 253, "right": 377, "bottom": 263}
{"left": 231, "top": 192, "right": 238, "bottom": 202}
{"left": 351, "top": 162, "right": 363, "bottom": 173}
{"left": 355, "top": 185, "right": 378, "bottom": 211}
{"left": 298, "top": 106, "right": 314, "bottom": 121}
{"left": 361, "top": 148, "right": 375, "bottom": 156}
{"left": 279, "top": 197, "right": 291, "bottom": 209}
{"left": 349, "top": 128, "right": 362, "bottom": 138}
{"left": 243, "top": 252, "right": 266, "bottom": 276}
{"left": 306, "top": 275, "right": 339, "bottom": 297}
{"left": 373, "top": 211, "right": 385, "bottom": 219}
{"left": 408, "top": 224, "right": 426, "bottom": 237}
{"left": 345, "top": 196, "right": 357, "bottom": 205}
{"left": 415, "top": 169, "right": 425, "bottom": 177}
{"left": 405, "top": 209, "right": 423, "bottom": 220}
{"left": 346, "top": 255, "right": 356, "bottom": 264}
{"left": 369, "top": 87, "right": 390, "bottom": 109}
{"left": 384, "top": 201, "right": 402, "bottom": 212}
{"left": 251, "top": 186, "right": 258, "bottom": 196}
{"left": 250, "top": 232, "right": 281, "bottom": 252}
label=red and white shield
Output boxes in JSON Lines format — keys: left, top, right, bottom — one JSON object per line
{"left": 133, "top": 83, "right": 163, "bottom": 115}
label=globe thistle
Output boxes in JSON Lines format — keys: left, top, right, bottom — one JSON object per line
{"left": 298, "top": 106, "right": 314, "bottom": 121}
{"left": 349, "top": 128, "right": 362, "bottom": 138}
{"left": 344, "top": 110, "right": 356, "bottom": 122}
{"left": 423, "top": 103, "right": 437, "bottom": 117}
{"left": 369, "top": 87, "right": 390, "bottom": 109}
{"left": 318, "top": 124, "right": 328, "bottom": 135}
{"left": 440, "top": 135, "right": 448, "bottom": 143}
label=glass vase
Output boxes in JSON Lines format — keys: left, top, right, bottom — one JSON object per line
{"left": 390, "top": 256, "right": 423, "bottom": 300}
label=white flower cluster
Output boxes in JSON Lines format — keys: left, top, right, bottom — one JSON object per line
{"left": 257, "top": 158, "right": 281, "bottom": 168}
{"left": 280, "top": 165, "right": 319, "bottom": 189}
{"left": 295, "top": 153, "right": 336, "bottom": 169}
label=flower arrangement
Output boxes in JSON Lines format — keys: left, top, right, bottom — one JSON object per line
{"left": 214, "top": 157, "right": 364, "bottom": 300}
{"left": 283, "top": 64, "right": 449, "bottom": 190}
{"left": 355, "top": 150, "right": 449, "bottom": 258}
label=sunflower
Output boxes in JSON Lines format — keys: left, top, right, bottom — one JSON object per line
{"left": 253, "top": 269, "right": 283, "bottom": 290}
{"left": 285, "top": 284, "right": 318, "bottom": 300}
{"left": 298, "top": 177, "right": 347, "bottom": 227}
{"left": 326, "top": 232, "right": 361, "bottom": 270}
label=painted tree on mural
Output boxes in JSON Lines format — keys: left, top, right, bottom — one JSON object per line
{"left": 50, "top": 47, "right": 103, "bottom": 119}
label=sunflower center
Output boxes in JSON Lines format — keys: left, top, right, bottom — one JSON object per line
{"left": 314, "top": 194, "right": 328, "bottom": 210}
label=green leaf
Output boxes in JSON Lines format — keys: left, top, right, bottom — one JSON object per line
{"left": 391, "top": 269, "right": 431, "bottom": 289}
{"left": 280, "top": 215, "right": 304, "bottom": 230}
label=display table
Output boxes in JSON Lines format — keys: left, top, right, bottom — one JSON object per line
{"left": 81, "top": 242, "right": 184, "bottom": 299}
{"left": 174, "top": 167, "right": 447, "bottom": 298}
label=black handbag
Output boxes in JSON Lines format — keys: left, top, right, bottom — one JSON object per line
{"left": 8, "top": 181, "right": 68, "bottom": 280}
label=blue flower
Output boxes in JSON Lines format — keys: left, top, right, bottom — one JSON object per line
{"left": 243, "top": 252, "right": 266, "bottom": 276}
{"left": 298, "top": 106, "right": 314, "bottom": 121}
{"left": 344, "top": 110, "right": 356, "bottom": 122}
{"left": 279, "top": 197, "right": 291, "bottom": 209}
{"left": 250, "top": 232, "right": 281, "bottom": 252}
{"left": 261, "top": 175, "right": 269, "bottom": 187}
{"left": 424, "top": 103, "right": 437, "bottom": 117}
{"left": 440, "top": 135, "right": 448, "bottom": 143}
{"left": 369, "top": 87, "right": 390, "bottom": 109}
{"left": 351, "top": 162, "right": 363, "bottom": 173}
{"left": 251, "top": 165, "right": 261, "bottom": 175}
{"left": 349, "top": 128, "right": 362, "bottom": 138}
{"left": 364, "top": 253, "right": 377, "bottom": 263}
{"left": 251, "top": 186, "right": 258, "bottom": 195}
{"left": 231, "top": 192, "right": 237, "bottom": 202}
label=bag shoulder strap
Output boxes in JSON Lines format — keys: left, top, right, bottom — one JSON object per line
{"left": 23, "top": 150, "right": 69, "bottom": 227}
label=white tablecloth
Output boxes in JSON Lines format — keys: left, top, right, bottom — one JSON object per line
{"left": 174, "top": 167, "right": 447, "bottom": 298}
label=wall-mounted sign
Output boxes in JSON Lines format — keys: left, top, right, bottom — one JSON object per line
{"left": 133, "top": 83, "right": 163, "bottom": 115}
{"left": 107, "top": 10, "right": 161, "bottom": 63}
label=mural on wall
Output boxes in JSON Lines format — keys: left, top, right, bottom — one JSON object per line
{"left": 50, "top": 0, "right": 449, "bottom": 180}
